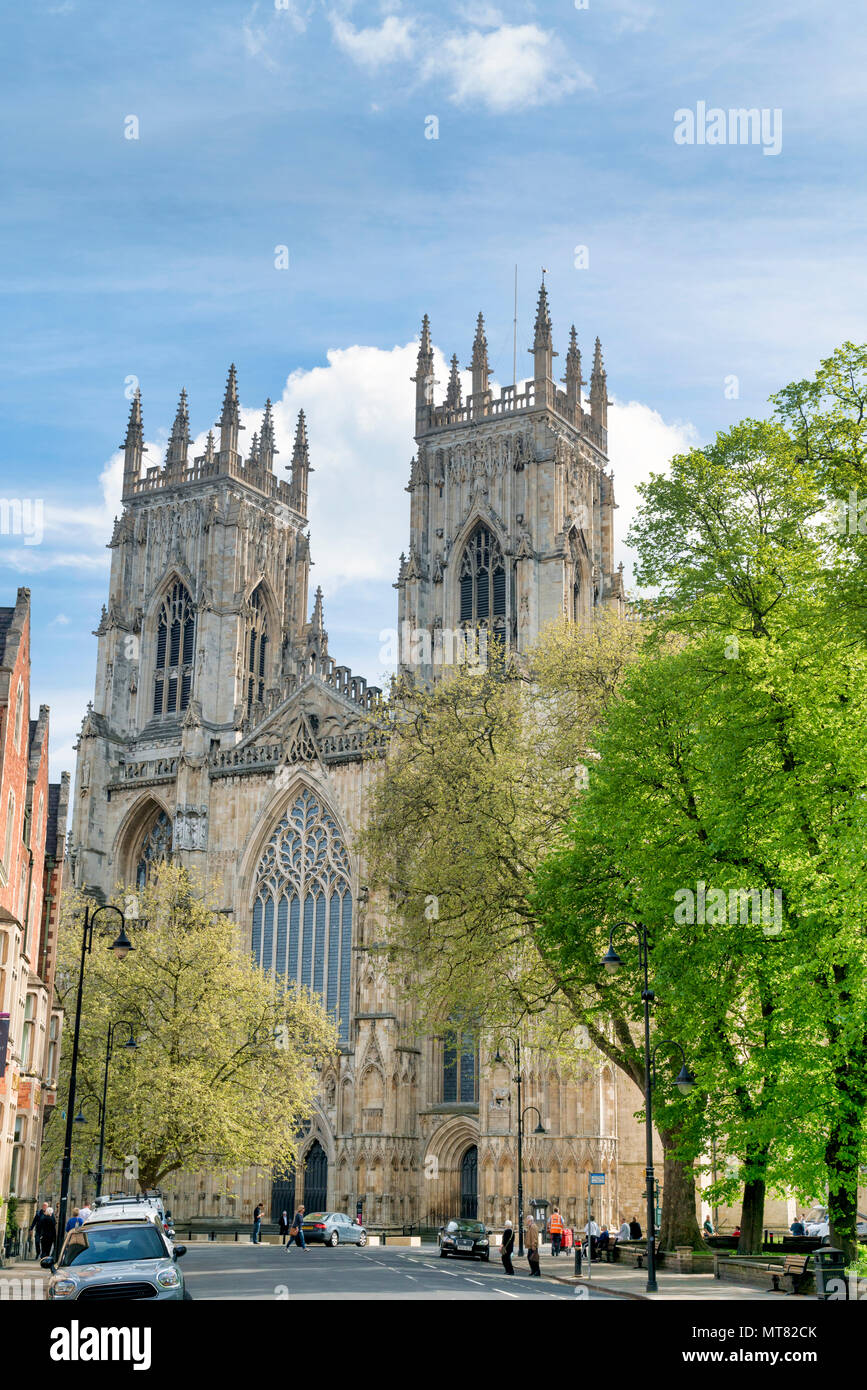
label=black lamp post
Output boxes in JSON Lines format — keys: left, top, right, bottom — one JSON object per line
{"left": 95, "top": 1020, "right": 138, "bottom": 1199}
{"left": 494, "top": 1042, "right": 547, "bottom": 1257}
{"left": 56, "top": 905, "right": 134, "bottom": 1245}
{"left": 600, "top": 922, "right": 693, "bottom": 1294}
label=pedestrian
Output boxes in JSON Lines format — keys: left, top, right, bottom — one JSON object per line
{"left": 29, "top": 1203, "right": 48, "bottom": 1256}
{"left": 584, "top": 1217, "right": 600, "bottom": 1261}
{"left": 500, "top": 1219, "right": 515, "bottom": 1276}
{"left": 703, "top": 1216, "right": 714, "bottom": 1237}
{"left": 252, "top": 1202, "right": 264, "bottom": 1244}
{"left": 65, "top": 1207, "right": 83, "bottom": 1233}
{"left": 39, "top": 1207, "right": 57, "bottom": 1259}
{"left": 598, "top": 1226, "right": 610, "bottom": 1261}
{"left": 548, "top": 1206, "right": 564, "bottom": 1257}
{"left": 525, "top": 1216, "right": 541, "bottom": 1276}
{"left": 628, "top": 1215, "right": 642, "bottom": 1241}
{"left": 286, "top": 1204, "right": 307, "bottom": 1251}
{"left": 618, "top": 1217, "right": 632, "bottom": 1244}
{"left": 77, "top": 1202, "right": 92, "bottom": 1222}
{"left": 789, "top": 1215, "right": 805, "bottom": 1237}
{"left": 278, "top": 1209, "right": 290, "bottom": 1245}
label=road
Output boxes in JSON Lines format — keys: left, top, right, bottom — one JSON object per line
{"left": 181, "top": 1241, "right": 624, "bottom": 1300}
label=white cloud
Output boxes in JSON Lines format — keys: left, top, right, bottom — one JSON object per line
{"left": 422, "top": 23, "right": 591, "bottom": 112}
{"left": 329, "top": 14, "right": 416, "bottom": 71}
{"left": 607, "top": 398, "right": 698, "bottom": 589}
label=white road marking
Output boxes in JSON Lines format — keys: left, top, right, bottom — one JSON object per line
{"left": 464, "top": 1277, "right": 484, "bottom": 1286}
{"left": 496, "top": 1288, "right": 520, "bottom": 1298}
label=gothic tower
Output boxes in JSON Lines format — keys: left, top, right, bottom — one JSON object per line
{"left": 397, "top": 280, "right": 624, "bottom": 681}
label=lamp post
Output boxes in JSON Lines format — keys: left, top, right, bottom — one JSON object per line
{"left": 57, "top": 905, "right": 134, "bottom": 1244}
{"left": 494, "top": 1041, "right": 547, "bottom": 1257}
{"left": 95, "top": 1020, "right": 138, "bottom": 1199}
{"left": 600, "top": 923, "right": 694, "bottom": 1294}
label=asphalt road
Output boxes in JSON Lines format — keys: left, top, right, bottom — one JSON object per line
{"left": 181, "top": 1241, "right": 623, "bottom": 1300}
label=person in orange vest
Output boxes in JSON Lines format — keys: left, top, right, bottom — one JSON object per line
{"left": 548, "top": 1207, "right": 564, "bottom": 1257}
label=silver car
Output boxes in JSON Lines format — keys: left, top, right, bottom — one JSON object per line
{"left": 42, "top": 1216, "right": 189, "bottom": 1300}
{"left": 299, "top": 1212, "right": 368, "bottom": 1247}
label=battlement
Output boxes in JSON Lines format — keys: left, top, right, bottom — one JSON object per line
{"left": 130, "top": 449, "right": 296, "bottom": 507}
{"left": 421, "top": 378, "right": 607, "bottom": 451}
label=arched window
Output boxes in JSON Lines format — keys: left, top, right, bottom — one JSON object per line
{"left": 459, "top": 526, "right": 506, "bottom": 641}
{"left": 245, "top": 587, "right": 269, "bottom": 711}
{"left": 252, "top": 788, "right": 353, "bottom": 1044}
{"left": 153, "top": 582, "right": 195, "bottom": 716}
{"left": 136, "top": 809, "right": 173, "bottom": 889}
{"left": 443, "top": 1022, "right": 477, "bottom": 1103}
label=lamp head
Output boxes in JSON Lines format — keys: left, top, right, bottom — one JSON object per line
{"left": 675, "top": 1064, "right": 696, "bottom": 1096}
{"left": 601, "top": 945, "right": 623, "bottom": 973}
{"left": 109, "top": 925, "right": 134, "bottom": 960}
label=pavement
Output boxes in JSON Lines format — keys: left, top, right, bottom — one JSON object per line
{"left": 0, "top": 1242, "right": 801, "bottom": 1300}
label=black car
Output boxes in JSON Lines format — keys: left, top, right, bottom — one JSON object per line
{"left": 438, "top": 1219, "right": 490, "bottom": 1261}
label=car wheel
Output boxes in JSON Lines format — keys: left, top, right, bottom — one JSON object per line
{"left": 357, "top": 1232, "right": 367, "bottom": 1246}
{"left": 440, "top": 1248, "right": 448, "bottom": 1258}
{"left": 481, "top": 1252, "right": 490, "bottom": 1262}
{"left": 328, "top": 1230, "right": 339, "bottom": 1247}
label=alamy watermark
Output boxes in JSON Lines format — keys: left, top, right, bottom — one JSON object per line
{"left": 674, "top": 103, "right": 783, "bottom": 156}
{"left": 379, "top": 623, "right": 488, "bottom": 670}
{"left": 0, "top": 498, "right": 44, "bottom": 545}
{"left": 674, "top": 881, "right": 782, "bottom": 936}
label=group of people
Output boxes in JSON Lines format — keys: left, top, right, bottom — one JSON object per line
{"left": 252, "top": 1203, "right": 310, "bottom": 1248}
{"left": 499, "top": 1209, "right": 645, "bottom": 1277}
{"left": 28, "top": 1199, "right": 93, "bottom": 1258}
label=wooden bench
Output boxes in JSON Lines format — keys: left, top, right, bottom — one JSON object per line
{"left": 634, "top": 1240, "right": 661, "bottom": 1270}
{"left": 771, "top": 1254, "right": 811, "bottom": 1294}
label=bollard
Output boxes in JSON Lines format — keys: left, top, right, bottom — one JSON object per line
{"left": 574, "top": 1242, "right": 582, "bottom": 1277}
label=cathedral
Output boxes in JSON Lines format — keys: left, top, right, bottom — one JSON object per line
{"left": 69, "top": 283, "right": 655, "bottom": 1232}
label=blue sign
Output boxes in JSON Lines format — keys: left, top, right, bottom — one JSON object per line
{"left": 589, "top": 1172, "right": 605, "bottom": 1185}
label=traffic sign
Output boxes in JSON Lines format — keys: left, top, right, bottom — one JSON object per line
{"left": 589, "top": 1172, "right": 605, "bottom": 1185}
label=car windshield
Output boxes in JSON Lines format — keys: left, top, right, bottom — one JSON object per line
{"left": 446, "top": 1220, "right": 485, "bottom": 1234}
{"left": 304, "top": 1213, "right": 328, "bottom": 1222}
{"left": 60, "top": 1224, "right": 167, "bottom": 1267}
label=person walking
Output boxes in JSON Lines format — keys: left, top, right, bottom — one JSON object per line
{"left": 286, "top": 1204, "right": 307, "bottom": 1251}
{"left": 29, "top": 1203, "right": 48, "bottom": 1257}
{"left": 548, "top": 1207, "right": 564, "bottom": 1257}
{"left": 278, "top": 1210, "right": 290, "bottom": 1245}
{"left": 39, "top": 1206, "right": 57, "bottom": 1259}
{"left": 789, "top": 1215, "right": 805, "bottom": 1237}
{"left": 65, "top": 1207, "right": 83, "bottom": 1234}
{"left": 628, "top": 1215, "right": 642, "bottom": 1240}
{"left": 500, "top": 1220, "right": 515, "bottom": 1275}
{"left": 525, "top": 1216, "right": 541, "bottom": 1276}
{"left": 252, "top": 1202, "right": 264, "bottom": 1244}
{"left": 77, "top": 1202, "right": 92, "bottom": 1223}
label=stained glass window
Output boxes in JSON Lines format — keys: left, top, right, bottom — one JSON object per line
{"left": 252, "top": 788, "right": 353, "bottom": 1043}
{"left": 136, "top": 809, "right": 173, "bottom": 889}
{"left": 459, "top": 526, "right": 506, "bottom": 647}
{"left": 246, "top": 587, "right": 269, "bottom": 711}
{"left": 153, "top": 582, "right": 195, "bottom": 716}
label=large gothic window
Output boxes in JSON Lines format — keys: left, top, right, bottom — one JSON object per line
{"left": 459, "top": 526, "right": 506, "bottom": 644}
{"left": 252, "top": 788, "right": 353, "bottom": 1044}
{"left": 153, "top": 582, "right": 195, "bottom": 716}
{"left": 443, "top": 1023, "right": 478, "bottom": 1103}
{"left": 136, "top": 809, "right": 173, "bottom": 889}
{"left": 245, "top": 587, "right": 269, "bottom": 711}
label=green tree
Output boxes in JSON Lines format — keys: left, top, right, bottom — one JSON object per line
{"left": 47, "top": 864, "right": 336, "bottom": 1192}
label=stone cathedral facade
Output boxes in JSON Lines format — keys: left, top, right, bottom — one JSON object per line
{"left": 69, "top": 284, "right": 655, "bottom": 1231}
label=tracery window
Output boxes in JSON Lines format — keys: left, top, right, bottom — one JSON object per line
{"left": 136, "top": 809, "right": 173, "bottom": 889}
{"left": 443, "top": 1023, "right": 478, "bottom": 1103}
{"left": 153, "top": 582, "right": 195, "bottom": 716}
{"left": 459, "top": 526, "right": 506, "bottom": 645}
{"left": 245, "top": 587, "right": 269, "bottom": 711}
{"left": 252, "top": 788, "right": 353, "bottom": 1044}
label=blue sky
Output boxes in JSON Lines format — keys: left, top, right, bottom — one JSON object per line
{"left": 2, "top": 0, "right": 866, "bottom": 776}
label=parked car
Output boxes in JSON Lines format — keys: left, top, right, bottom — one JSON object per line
{"left": 299, "top": 1212, "right": 368, "bottom": 1246}
{"left": 92, "top": 1192, "right": 166, "bottom": 1223}
{"left": 42, "top": 1217, "right": 189, "bottom": 1300}
{"left": 438, "top": 1219, "right": 490, "bottom": 1261}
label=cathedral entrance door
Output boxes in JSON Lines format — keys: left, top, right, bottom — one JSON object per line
{"left": 271, "top": 1165, "right": 295, "bottom": 1225}
{"left": 460, "top": 1145, "right": 478, "bottom": 1220}
{"left": 303, "top": 1140, "right": 328, "bottom": 1212}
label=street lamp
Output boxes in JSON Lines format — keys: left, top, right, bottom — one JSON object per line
{"left": 95, "top": 1020, "right": 138, "bottom": 1199}
{"left": 599, "top": 922, "right": 694, "bottom": 1294}
{"left": 57, "top": 905, "right": 135, "bottom": 1244}
{"left": 494, "top": 1041, "right": 548, "bottom": 1257}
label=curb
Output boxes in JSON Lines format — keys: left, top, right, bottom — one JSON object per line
{"left": 545, "top": 1272, "right": 650, "bottom": 1300}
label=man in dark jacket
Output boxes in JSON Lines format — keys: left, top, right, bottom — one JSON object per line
{"left": 29, "top": 1203, "right": 48, "bottom": 1256}
{"left": 252, "top": 1203, "right": 264, "bottom": 1244}
{"left": 39, "top": 1207, "right": 57, "bottom": 1258}
{"left": 500, "top": 1220, "right": 515, "bottom": 1275}
{"left": 629, "top": 1216, "right": 642, "bottom": 1240}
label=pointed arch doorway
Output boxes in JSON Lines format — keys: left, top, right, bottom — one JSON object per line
{"left": 303, "top": 1140, "right": 328, "bottom": 1212}
{"left": 460, "top": 1145, "right": 478, "bottom": 1220}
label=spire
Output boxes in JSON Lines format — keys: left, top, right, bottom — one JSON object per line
{"left": 216, "top": 363, "right": 243, "bottom": 464}
{"left": 203, "top": 429, "right": 215, "bottom": 464}
{"left": 289, "top": 409, "right": 312, "bottom": 516}
{"left": 564, "top": 324, "right": 583, "bottom": 412}
{"left": 590, "top": 336, "right": 608, "bottom": 429}
{"left": 306, "top": 584, "right": 328, "bottom": 664}
{"left": 470, "top": 312, "right": 490, "bottom": 399}
{"left": 248, "top": 430, "right": 260, "bottom": 465}
{"left": 529, "top": 277, "right": 557, "bottom": 386}
{"left": 259, "top": 397, "right": 278, "bottom": 471}
{"left": 165, "top": 388, "right": 191, "bottom": 472}
{"left": 121, "top": 388, "right": 145, "bottom": 495}
{"left": 311, "top": 585, "right": 325, "bottom": 638}
{"left": 446, "top": 354, "right": 462, "bottom": 409}
{"left": 412, "top": 314, "right": 435, "bottom": 424}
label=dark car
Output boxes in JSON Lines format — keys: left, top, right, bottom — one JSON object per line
{"left": 438, "top": 1219, "right": 490, "bottom": 1261}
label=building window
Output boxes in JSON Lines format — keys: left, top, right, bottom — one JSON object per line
{"left": 459, "top": 526, "right": 506, "bottom": 641}
{"left": 251, "top": 788, "right": 353, "bottom": 1044}
{"left": 36, "top": 791, "right": 44, "bottom": 847}
{"left": 4, "top": 790, "right": 15, "bottom": 870}
{"left": 245, "top": 587, "right": 269, "bottom": 711}
{"left": 13, "top": 679, "right": 24, "bottom": 751}
{"left": 443, "top": 1023, "right": 478, "bottom": 1103}
{"left": 9, "top": 1116, "right": 25, "bottom": 1195}
{"left": 136, "top": 809, "right": 173, "bottom": 889}
{"left": 152, "top": 582, "right": 195, "bottom": 716}
{"left": 47, "top": 1014, "right": 59, "bottom": 1086}
{"left": 21, "top": 993, "right": 35, "bottom": 1072}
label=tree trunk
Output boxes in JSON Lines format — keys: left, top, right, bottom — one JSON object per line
{"left": 825, "top": 1063, "right": 866, "bottom": 1267}
{"left": 658, "top": 1124, "right": 704, "bottom": 1250}
{"left": 737, "top": 1151, "right": 769, "bottom": 1254}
